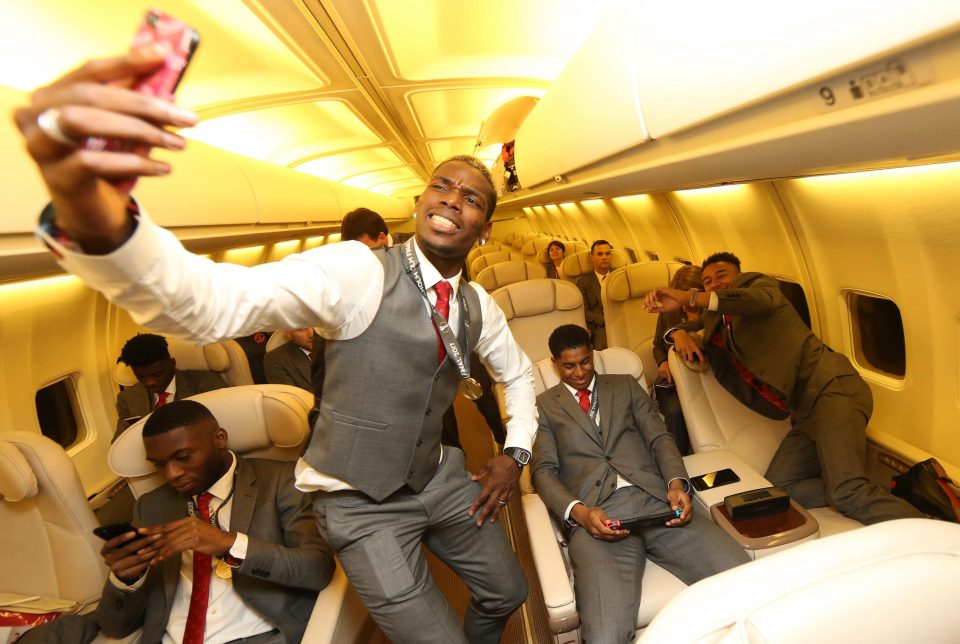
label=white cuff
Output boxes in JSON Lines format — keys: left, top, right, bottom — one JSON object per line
{"left": 708, "top": 291, "right": 719, "bottom": 311}
{"left": 564, "top": 500, "right": 583, "bottom": 522}
{"left": 109, "top": 570, "right": 147, "bottom": 592}
{"left": 229, "top": 533, "right": 248, "bottom": 560}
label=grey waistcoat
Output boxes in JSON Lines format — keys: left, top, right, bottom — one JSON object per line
{"left": 302, "top": 246, "right": 482, "bottom": 501}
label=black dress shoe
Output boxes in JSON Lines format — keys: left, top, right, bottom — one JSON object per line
{"left": 891, "top": 458, "right": 960, "bottom": 522}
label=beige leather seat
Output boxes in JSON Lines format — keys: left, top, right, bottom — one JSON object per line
{"left": 492, "top": 278, "right": 585, "bottom": 364}
{"left": 468, "top": 250, "right": 512, "bottom": 280}
{"left": 668, "top": 350, "right": 862, "bottom": 537}
{"left": 0, "top": 432, "right": 106, "bottom": 613}
{"left": 560, "top": 248, "right": 629, "bottom": 284}
{"left": 475, "top": 260, "right": 547, "bottom": 292}
{"left": 108, "top": 384, "right": 369, "bottom": 643}
{"left": 640, "top": 518, "right": 960, "bottom": 643}
{"left": 113, "top": 337, "right": 254, "bottom": 388}
{"left": 465, "top": 242, "right": 504, "bottom": 270}
{"left": 521, "top": 348, "right": 685, "bottom": 640}
{"left": 521, "top": 237, "right": 560, "bottom": 263}
{"left": 603, "top": 261, "right": 682, "bottom": 386}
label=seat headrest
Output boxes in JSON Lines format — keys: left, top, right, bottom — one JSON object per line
{"left": 476, "top": 261, "right": 548, "bottom": 291}
{"left": 605, "top": 262, "right": 673, "bottom": 302}
{"left": 532, "top": 347, "right": 644, "bottom": 396}
{"left": 493, "top": 279, "right": 582, "bottom": 319}
{"left": 560, "top": 249, "right": 629, "bottom": 279}
{"left": 109, "top": 384, "right": 313, "bottom": 478}
{"left": 0, "top": 441, "right": 37, "bottom": 502}
{"left": 114, "top": 339, "right": 231, "bottom": 386}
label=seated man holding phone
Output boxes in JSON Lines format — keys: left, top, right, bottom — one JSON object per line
{"left": 532, "top": 325, "right": 749, "bottom": 644}
{"left": 94, "top": 400, "right": 335, "bottom": 644}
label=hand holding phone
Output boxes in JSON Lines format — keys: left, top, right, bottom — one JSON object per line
{"left": 93, "top": 521, "right": 138, "bottom": 542}
{"left": 84, "top": 9, "right": 199, "bottom": 191}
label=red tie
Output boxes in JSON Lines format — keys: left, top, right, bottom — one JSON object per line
{"left": 434, "top": 281, "right": 452, "bottom": 365}
{"left": 156, "top": 391, "right": 170, "bottom": 408}
{"left": 183, "top": 492, "right": 213, "bottom": 644}
{"left": 576, "top": 389, "right": 591, "bottom": 414}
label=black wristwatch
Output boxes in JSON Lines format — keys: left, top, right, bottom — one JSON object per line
{"left": 503, "top": 447, "right": 531, "bottom": 469}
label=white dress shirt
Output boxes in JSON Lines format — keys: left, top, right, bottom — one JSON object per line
{"left": 110, "top": 453, "right": 273, "bottom": 643}
{"left": 155, "top": 377, "right": 176, "bottom": 407}
{"left": 40, "top": 213, "right": 537, "bottom": 493}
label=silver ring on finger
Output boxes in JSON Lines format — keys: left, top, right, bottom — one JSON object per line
{"left": 497, "top": 499, "right": 509, "bottom": 505}
{"left": 37, "top": 107, "right": 80, "bottom": 148}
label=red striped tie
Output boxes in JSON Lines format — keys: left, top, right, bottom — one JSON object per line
{"left": 156, "top": 391, "right": 170, "bottom": 408}
{"left": 434, "top": 281, "right": 452, "bottom": 365}
{"left": 576, "top": 389, "right": 591, "bottom": 414}
{"left": 182, "top": 492, "right": 213, "bottom": 644}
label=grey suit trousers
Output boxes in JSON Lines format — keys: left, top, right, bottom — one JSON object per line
{"left": 312, "top": 447, "right": 528, "bottom": 644}
{"left": 764, "top": 373, "right": 923, "bottom": 524}
{"left": 569, "top": 487, "right": 749, "bottom": 644}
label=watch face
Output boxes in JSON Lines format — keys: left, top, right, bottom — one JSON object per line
{"left": 506, "top": 447, "right": 530, "bottom": 465}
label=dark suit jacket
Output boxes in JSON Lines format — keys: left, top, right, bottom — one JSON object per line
{"left": 680, "top": 272, "right": 859, "bottom": 418}
{"left": 115, "top": 370, "right": 228, "bottom": 438}
{"left": 263, "top": 342, "right": 312, "bottom": 392}
{"left": 95, "top": 458, "right": 335, "bottom": 643}
{"left": 532, "top": 375, "right": 686, "bottom": 518}
{"left": 576, "top": 272, "right": 607, "bottom": 348}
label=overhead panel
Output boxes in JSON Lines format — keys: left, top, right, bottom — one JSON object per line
{"left": 428, "top": 139, "right": 480, "bottom": 165}
{"left": 634, "top": 0, "right": 960, "bottom": 138}
{"left": 408, "top": 88, "right": 544, "bottom": 139}
{"left": 343, "top": 166, "right": 419, "bottom": 191}
{"left": 184, "top": 101, "right": 381, "bottom": 165}
{"left": 365, "top": 0, "right": 616, "bottom": 80}
{"left": 0, "top": 0, "right": 324, "bottom": 104}
{"left": 294, "top": 147, "right": 405, "bottom": 181}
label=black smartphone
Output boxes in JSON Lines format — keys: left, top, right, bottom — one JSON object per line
{"left": 608, "top": 509, "right": 681, "bottom": 532}
{"left": 690, "top": 468, "right": 741, "bottom": 492}
{"left": 93, "top": 522, "right": 138, "bottom": 542}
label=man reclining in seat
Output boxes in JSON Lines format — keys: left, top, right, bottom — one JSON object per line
{"left": 532, "top": 325, "right": 748, "bottom": 644}
{"left": 96, "top": 400, "right": 335, "bottom": 644}
{"left": 114, "top": 333, "right": 227, "bottom": 440}
{"left": 644, "top": 251, "right": 951, "bottom": 524}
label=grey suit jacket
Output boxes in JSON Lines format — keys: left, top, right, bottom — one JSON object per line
{"left": 681, "top": 272, "right": 859, "bottom": 418}
{"left": 96, "top": 458, "right": 335, "bottom": 644}
{"left": 263, "top": 342, "right": 311, "bottom": 392}
{"left": 532, "top": 374, "right": 687, "bottom": 519}
{"left": 115, "top": 370, "right": 228, "bottom": 438}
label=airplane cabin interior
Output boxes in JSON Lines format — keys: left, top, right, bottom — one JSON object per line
{"left": 1, "top": 1, "right": 960, "bottom": 642}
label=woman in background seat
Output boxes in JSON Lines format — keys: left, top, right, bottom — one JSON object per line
{"left": 544, "top": 240, "right": 566, "bottom": 279}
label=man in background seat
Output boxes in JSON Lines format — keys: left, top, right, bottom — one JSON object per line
{"left": 577, "top": 240, "right": 613, "bottom": 350}
{"left": 114, "top": 334, "right": 227, "bottom": 440}
{"left": 533, "top": 325, "right": 748, "bottom": 643}
{"left": 340, "top": 207, "right": 389, "bottom": 249}
{"left": 263, "top": 328, "right": 314, "bottom": 393}
{"left": 646, "top": 251, "right": 926, "bottom": 525}
{"left": 96, "top": 400, "right": 334, "bottom": 643}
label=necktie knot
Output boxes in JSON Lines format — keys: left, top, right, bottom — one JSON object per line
{"left": 576, "top": 389, "right": 592, "bottom": 414}
{"left": 197, "top": 492, "right": 213, "bottom": 521}
{"left": 156, "top": 391, "right": 170, "bottom": 407}
{"left": 434, "top": 280, "right": 452, "bottom": 314}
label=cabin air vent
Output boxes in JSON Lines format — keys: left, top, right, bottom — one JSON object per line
{"left": 553, "top": 174, "right": 568, "bottom": 185}
{"left": 582, "top": 191, "right": 600, "bottom": 197}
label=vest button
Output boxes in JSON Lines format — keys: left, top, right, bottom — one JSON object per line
{"left": 605, "top": 456, "right": 611, "bottom": 461}
{"left": 407, "top": 471, "right": 414, "bottom": 479}
{"left": 434, "top": 374, "right": 440, "bottom": 381}
{"left": 425, "top": 407, "right": 432, "bottom": 415}
{"left": 595, "top": 480, "right": 601, "bottom": 486}
{"left": 416, "top": 439, "right": 423, "bottom": 446}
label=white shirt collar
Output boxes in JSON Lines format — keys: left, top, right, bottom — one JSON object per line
{"left": 413, "top": 238, "right": 462, "bottom": 296}
{"left": 202, "top": 451, "right": 238, "bottom": 501}
{"left": 157, "top": 374, "right": 177, "bottom": 402}
{"left": 562, "top": 375, "right": 597, "bottom": 397}
{"left": 595, "top": 271, "right": 609, "bottom": 282}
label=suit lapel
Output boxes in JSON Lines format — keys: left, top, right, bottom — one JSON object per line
{"left": 553, "top": 387, "right": 601, "bottom": 448}
{"left": 295, "top": 346, "right": 312, "bottom": 386}
{"left": 161, "top": 494, "right": 188, "bottom": 608}
{"left": 229, "top": 458, "right": 257, "bottom": 536}
{"left": 596, "top": 376, "right": 613, "bottom": 442}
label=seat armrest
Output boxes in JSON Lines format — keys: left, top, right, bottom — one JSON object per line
{"left": 303, "top": 563, "right": 369, "bottom": 644}
{"left": 520, "top": 494, "right": 579, "bottom": 632}
{"left": 682, "top": 450, "right": 772, "bottom": 512}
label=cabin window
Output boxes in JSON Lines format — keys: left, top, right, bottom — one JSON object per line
{"left": 625, "top": 247, "right": 640, "bottom": 263}
{"left": 674, "top": 257, "right": 693, "bottom": 266}
{"left": 776, "top": 280, "right": 812, "bottom": 329}
{"left": 848, "top": 293, "right": 906, "bottom": 378}
{"left": 35, "top": 377, "right": 83, "bottom": 449}
{"left": 643, "top": 250, "right": 659, "bottom": 261}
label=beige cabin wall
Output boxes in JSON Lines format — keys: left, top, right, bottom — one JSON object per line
{"left": 775, "top": 161, "right": 960, "bottom": 466}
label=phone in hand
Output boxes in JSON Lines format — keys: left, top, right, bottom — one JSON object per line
{"left": 690, "top": 468, "right": 741, "bottom": 492}
{"left": 84, "top": 9, "right": 200, "bottom": 190}
{"left": 93, "top": 521, "right": 138, "bottom": 542}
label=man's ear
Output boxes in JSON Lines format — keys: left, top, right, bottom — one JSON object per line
{"left": 214, "top": 427, "right": 229, "bottom": 449}
{"left": 169, "top": 357, "right": 176, "bottom": 369}
{"left": 480, "top": 222, "right": 492, "bottom": 245}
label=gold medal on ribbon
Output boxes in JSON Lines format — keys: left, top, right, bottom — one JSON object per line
{"left": 215, "top": 558, "right": 233, "bottom": 580}
{"left": 459, "top": 376, "right": 483, "bottom": 400}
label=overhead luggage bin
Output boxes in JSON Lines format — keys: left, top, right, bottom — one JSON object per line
{"left": 513, "top": 0, "right": 960, "bottom": 196}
